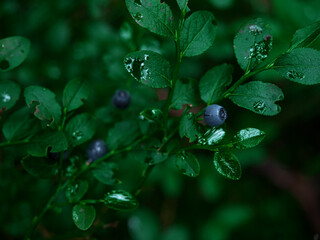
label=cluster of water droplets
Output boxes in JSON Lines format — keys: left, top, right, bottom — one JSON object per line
{"left": 72, "top": 130, "right": 83, "bottom": 141}
{"left": 249, "top": 24, "right": 263, "bottom": 35}
{"left": 1, "top": 92, "right": 11, "bottom": 103}
{"left": 253, "top": 100, "right": 266, "bottom": 114}
{"left": 198, "top": 128, "right": 225, "bottom": 145}
{"left": 234, "top": 128, "right": 264, "bottom": 149}
{"left": 124, "top": 54, "right": 150, "bottom": 83}
{"left": 286, "top": 70, "right": 305, "bottom": 81}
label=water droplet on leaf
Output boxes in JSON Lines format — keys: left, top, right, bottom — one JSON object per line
{"left": 72, "top": 131, "right": 83, "bottom": 141}
{"left": 249, "top": 24, "right": 263, "bottom": 35}
{"left": 1, "top": 93, "right": 11, "bottom": 103}
{"left": 253, "top": 101, "right": 266, "bottom": 113}
{"left": 286, "top": 70, "right": 305, "bottom": 81}
{"left": 198, "top": 128, "right": 225, "bottom": 145}
{"left": 124, "top": 56, "right": 150, "bottom": 83}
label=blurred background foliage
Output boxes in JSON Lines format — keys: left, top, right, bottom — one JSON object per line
{"left": 1, "top": 0, "right": 320, "bottom": 239}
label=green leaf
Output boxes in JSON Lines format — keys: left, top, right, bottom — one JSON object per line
{"left": 179, "top": 112, "right": 200, "bottom": 143}
{"left": 104, "top": 189, "right": 139, "bottom": 211}
{"left": 124, "top": 50, "right": 171, "bottom": 88}
{"left": 2, "top": 107, "right": 40, "bottom": 141}
{"left": 0, "top": 80, "right": 20, "bottom": 111}
{"left": 289, "top": 20, "right": 320, "bottom": 50}
{"left": 274, "top": 48, "right": 320, "bottom": 85}
{"left": 125, "top": 0, "right": 175, "bottom": 37}
{"left": 146, "top": 151, "right": 168, "bottom": 165}
{"left": 26, "top": 131, "right": 68, "bottom": 157}
{"left": 21, "top": 156, "right": 58, "bottom": 178}
{"left": 234, "top": 18, "right": 272, "bottom": 71}
{"left": 209, "top": 0, "right": 234, "bottom": 10}
{"left": 95, "top": 106, "right": 115, "bottom": 124}
{"left": 140, "top": 108, "right": 163, "bottom": 123}
{"left": 213, "top": 151, "right": 241, "bottom": 180}
{"left": 176, "top": 0, "right": 190, "bottom": 13}
{"left": 63, "top": 79, "right": 90, "bottom": 112}
{"left": 92, "top": 162, "right": 120, "bottom": 185}
{"left": 66, "top": 180, "right": 89, "bottom": 203}
{"left": 24, "top": 86, "right": 61, "bottom": 127}
{"left": 72, "top": 204, "right": 96, "bottom": 231}
{"left": 198, "top": 127, "right": 225, "bottom": 145}
{"left": 175, "top": 152, "right": 200, "bottom": 177}
{"left": 65, "top": 113, "right": 96, "bottom": 147}
{"left": 180, "top": 11, "right": 217, "bottom": 57}
{"left": 170, "top": 78, "right": 198, "bottom": 110}
{"left": 199, "top": 64, "right": 233, "bottom": 104}
{"left": 229, "top": 81, "right": 284, "bottom": 116}
{"left": 106, "top": 120, "right": 140, "bottom": 150}
{"left": 233, "top": 128, "right": 265, "bottom": 149}
{"left": 0, "top": 36, "right": 30, "bottom": 72}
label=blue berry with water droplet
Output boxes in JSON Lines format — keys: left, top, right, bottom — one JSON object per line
{"left": 87, "top": 139, "right": 108, "bottom": 162}
{"left": 203, "top": 104, "right": 227, "bottom": 127}
{"left": 112, "top": 90, "right": 131, "bottom": 109}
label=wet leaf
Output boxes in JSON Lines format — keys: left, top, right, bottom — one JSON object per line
{"left": 213, "top": 151, "right": 241, "bottom": 180}
{"left": 233, "top": 128, "right": 265, "bottom": 149}
{"left": 0, "top": 80, "right": 20, "bottom": 111}
{"left": 170, "top": 78, "right": 198, "bottom": 110}
{"left": 63, "top": 79, "right": 90, "bottom": 112}
{"left": 66, "top": 180, "right": 89, "bottom": 203}
{"left": 179, "top": 112, "right": 201, "bottom": 143}
{"left": 92, "top": 162, "right": 120, "bottom": 185}
{"left": 175, "top": 152, "right": 200, "bottom": 177}
{"left": 72, "top": 204, "right": 96, "bottom": 230}
{"left": 198, "top": 127, "right": 225, "bottom": 145}
{"left": 289, "top": 20, "right": 320, "bottom": 50}
{"left": 104, "top": 189, "right": 139, "bottom": 211}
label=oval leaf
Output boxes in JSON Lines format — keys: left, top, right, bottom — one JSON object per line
{"left": 180, "top": 11, "right": 217, "bottom": 57}
{"left": 198, "top": 128, "right": 225, "bottom": 145}
{"left": 170, "top": 78, "right": 198, "bottom": 110}
{"left": 66, "top": 180, "right": 89, "bottom": 203}
{"left": 140, "top": 108, "right": 163, "bottom": 122}
{"left": 72, "top": 204, "right": 96, "bottom": 230}
{"left": 124, "top": 50, "right": 171, "bottom": 88}
{"left": 0, "top": 80, "right": 21, "bottom": 111}
{"left": 21, "top": 156, "right": 58, "bottom": 178}
{"left": 213, "top": 151, "right": 241, "bottom": 180}
{"left": 125, "top": 0, "right": 175, "bottom": 37}
{"left": 233, "top": 128, "right": 265, "bottom": 149}
{"left": 199, "top": 63, "right": 233, "bottom": 104}
{"left": 24, "top": 86, "right": 61, "bottom": 127}
{"left": 274, "top": 48, "right": 320, "bottom": 85}
{"left": 63, "top": 79, "right": 90, "bottom": 112}
{"left": 234, "top": 18, "right": 272, "bottom": 71}
{"left": 175, "top": 152, "right": 200, "bottom": 177}
{"left": 179, "top": 112, "right": 201, "bottom": 143}
{"left": 229, "top": 81, "right": 284, "bottom": 116}
{"left": 65, "top": 113, "right": 96, "bottom": 147}
{"left": 0, "top": 36, "right": 30, "bottom": 72}
{"left": 92, "top": 162, "right": 120, "bottom": 185}
{"left": 146, "top": 151, "right": 168, "bottom": 165}
{"left": 289, "top": 20, "right": 320, "bottom": 50}
{"left": 104, "top": 189, "right": 139, "bottom": 211}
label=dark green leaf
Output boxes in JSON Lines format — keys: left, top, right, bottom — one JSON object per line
{"left": 233, "top": 128, "right": 265, "bottom": 149}
{"left": 0, "top": 36, "right": 30, "bottom": 72}
{"left": 72, "top": 204, "right": 96, "bottom": 230}
{"left": 0, "top": 80, "right": 20, "bottom": 111}
{"left": 289, "top": 21, "right": 320, "bottom": 50}
{"left": 124, "top": 50, "right": 171, "bottom": 88}
{"left": 213, "top": 151, "right": 241, "bottom": 180}
{"left": 274, "top": 48, "right": 320, "bottom": 85}
{"left": 95, "top": 106, "right": 115, "bottom": 124}
{"left": 24, "top": 86, "right": 61, "bottom": 127}
{"left": 140, "top": 108, "right": 163, "bottom": 122}
{"left": 106, "top": 120, "right": 140, "bottom": 150}
{"left": 63, "top": 79, "right": 90, "bottom": 112}
{"left": 92, "top": 162, "right": 120, "bottom": 185}
{"left": 209, "top": 0, "right": 234, "bottom": 9}
{"left": 170, "top": 78, "right": 198, "bottom": 110}
{"left": 104, "top": 189, "right": 139, "bottom": 211}
{"left": 26, "top": 131, "right": 68, "bottom": 157}
{"left": 146, "top": 151, "right": 168, "bottom": 165}
{"left": 179, "top": 112, "right": 200, "bottom": 143}
{"left": 125, "top": 0, "right": 175, "bottom": 37}
{"left": 176, "top": 0, "right": 190, "bottom": 13}
{"left": 229, "top": 81, "right": 284, "bottom": 116}
{"left": 180, "top": 11, "right": 217, "bottom": 57}
{"left": 198, "top": 127, "right": 225, "bottom": 145}
{"left": 199, "top": 64, "right": 233, "bottom": 104}
{"left": 234, "top": 18, "right": 272, "bottom": 71}
{"left": 21, "top": 156, "right": 58, "bottom": 178}
{"left": 175, "top": 152, "right": 200, "bottom": 177}
{"left": 65, "top": 113, "right": 96, "bottom": 147}
{"left": 65, "top": 180, "right": 89, "bottom": 203}
{"left": 2, "top": 107, "right": 40, "bottom": 141}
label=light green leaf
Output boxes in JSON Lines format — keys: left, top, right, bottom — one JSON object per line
{"left": 21, "top": 156, "right": 58, "bottom": 178}
{"left": 175, "top": 152, "right": 200, "bottom": 177}
{"left": 274, "top": 48, "right": 320, "bottom": 85}
{"left": 65, "top": 113, "right": 96, "bottom": 147}
{"left": 198, "top": 127, "right": 225, "bottom": 145}
{"left": 125, "top": 0, "right": 175, "bottom": 37}
{"left": 213, "top": 151, "right": 241, "bottom": 180}
{"left": 179, "top": 112, "right": 201, "bottom": 143}
{"left": 233, "top": 128, "right": 265, "bottom": 149}
{"left": 63, "top": 79, "right": 90, "bottom": 112}
{"left": 0, "top": 36, "right": 30, "bottom": 72}
{"left": 199, "top": 64, "right": 233, "bottom": 104}
{"left": 124, "top": 50, "right": 171, "bottom": 88}
{"left": 170, "top": 78, "right": 198, "bottom": 110}
{"left": 229, "top": 81, "right": 284, "bottom": 116}
{"left": 0, "top": 80, "right": 20, "bottom": 111}
{"left": 72, "top": 204, "right": 96, "bottom": 230}
{"left": 24, "top": 86, "right": 61, "bottom": 127}
{"left": 2, "top": 107, "right": 40, "bottom": 141}
{"left": 234, "top": 18, "right": 272, "bottom": 71}
{"left": 289, "top": 20, "right": 320, "bottom": 50}
{"left": 180, "top": 11, "right": 217, "bottom": 57}
{"left": 65, "top": 180, "right": 89, "bottom": 203}
{"left": 92, "top": 162, "right": 120, "bottom": 185}
{"left": 104, "top": 189, "right": 139, "bottom": 211}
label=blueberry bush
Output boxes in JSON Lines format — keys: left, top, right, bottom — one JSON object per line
{"left": 1, "top": 0, "right": 320, "bottom": 239}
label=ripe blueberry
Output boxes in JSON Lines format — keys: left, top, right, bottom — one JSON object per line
{"left": 112, "top": 90, "right": 131, "bottom": 109}
{"left": 87, "top": 139, "right": 108, "bottom": 162}
{"left": 203, "top": 104, "right": 227, "bottom": 127}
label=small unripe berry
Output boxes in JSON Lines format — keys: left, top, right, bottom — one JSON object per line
{"left": 203, "top": 104, "right": 227, "bottom": 127}
{"left": 87, "top": 139, "right": 108, "bottom": 162}
{"left": 112, "top": 90, "right": 131, "bottom": 109}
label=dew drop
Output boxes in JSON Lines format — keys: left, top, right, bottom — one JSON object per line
{"left": 249, "top": 24, "right": 263, "bottom": 35}
{"left": 1, "top": 44, "right": 4, "bottom": 48}
{"left": 253, "top": 101, "right": 266, "bottom": 113}
{"left": 1, "top": 93, "right": 11, "bottom": 103}
{"left": 134, "top": 0, "right": 142, "bottom": 6}
{"left": 134, "top": 13, "right": 143, "bottom": 22}
{"left": 198, "top": 128, "right": 225, "bottom": 145}
{"left": 286, "top": 70, "right": 305, "bottom": 81}
{"left": 72, "top": 131, "right": 83, "bottom": 141}
{"left": 124, "top": 56, "right": 150, "bottom": 83}
{"left": 246, "top": 39, "right": 272, "bottom": 63}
